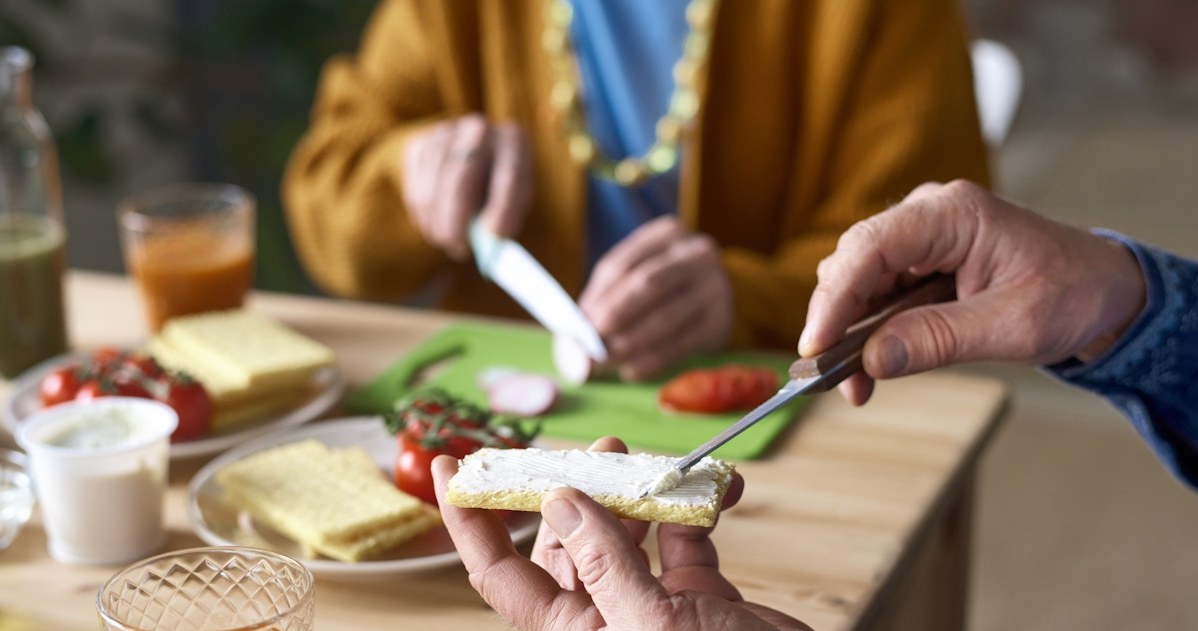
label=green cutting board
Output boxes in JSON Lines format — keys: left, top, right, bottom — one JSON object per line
{"left": 346, "top": 322, "right": 809, "bottom": 460}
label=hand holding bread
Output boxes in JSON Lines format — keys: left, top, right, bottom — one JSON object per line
{"left": 433, "top": 437, "right": 813, "bottom": 631}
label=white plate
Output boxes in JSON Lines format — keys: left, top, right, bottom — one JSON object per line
{"left": 187, "top": 416, "right": 541, "bottom": 580}
{"left": 1, "top": 352, "right": 344, "bottom": 459}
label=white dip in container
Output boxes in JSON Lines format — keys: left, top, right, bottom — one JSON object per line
{"left": 17, "top": 397, "right": 177, "bottom": 565}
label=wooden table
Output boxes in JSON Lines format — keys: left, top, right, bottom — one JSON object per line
{"left": 0, "top": 272, "right": 1007, "bottom": 631}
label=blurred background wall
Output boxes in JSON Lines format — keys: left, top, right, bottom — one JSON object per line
{"left": 2, "top": 0, "right": 376, "bottom": 293}
{"left": 3, "top": 2, "right": 1197, "bottom": 629}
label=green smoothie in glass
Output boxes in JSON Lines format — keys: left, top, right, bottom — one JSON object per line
{"left": 0, "top": 214, "right": 67, "bottom": 378}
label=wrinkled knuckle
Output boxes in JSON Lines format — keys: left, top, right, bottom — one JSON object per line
{"left": 943, "top": 178, "right": 980, "bottom": 198}
{"left": 815, "top": 255, "right": 834, "bottom": 281}
{"left": 909, "top": 181, "right": 943, "bottom": 198}
{"left": 644, "top": 311, "right": 673, "bottom": 337}
{"left": 460, "top": 112, "right": 487, "bottom": 127}
{"left": 691, "top": 233, "right": 719, "bottom": 256}
{"left": 916, "top": 309, "right": 963, "bottom": 366}
{"left": 640, "top": 263, "right": 670, "bottom": 289}
{"left": 571, "top": 542, "right": 616, "bottom": 588}
{"left": 627, "top": 271, "right": 654, "bottom": 299}
{"left": 657, "top": 215, "right": 683, "bottom": 234}
{"left": 591, "top": 260, "right": 620, "bottom": 286}
{"left": 466, "top": 566, "right": 498, "bottom": 601}
{"left": 839, "top": 218, "right": 882, "bottom": 251}
{"left": 589, "top": 306, "right": 616, "bottom": 333}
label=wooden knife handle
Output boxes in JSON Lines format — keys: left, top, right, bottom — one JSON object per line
{"left": 788, "top": 274, "right": 957, "bottom": 391}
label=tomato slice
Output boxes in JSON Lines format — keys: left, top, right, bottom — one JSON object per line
{"left": 659, "top": 369, "right": 726, "bottom": 413}
{"left": 659, "top": 365, "right": 780, "bottom": 414}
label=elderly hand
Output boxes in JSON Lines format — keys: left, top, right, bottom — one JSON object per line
{"left": 800, "top": 180, "right": 1147, "bottom": 405}
{"left": 400, "top": 113, "right": 533, "bottom": 260}
{"left": 432, "top": 437, "right": 810, "bottom": 631}
{"left": 579, "top": 217, "right": 733, "bottom": 381}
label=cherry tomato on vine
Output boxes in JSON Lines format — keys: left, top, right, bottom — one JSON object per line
{"left": 35, "top": 347, "right": 215, "bottom": 443}
{"left": 39, "top": 365, "right": 84, "bottom": 407}
{"left": 385, "top": 388, "right": 539, "bottom": 506}
{"left": 393, "top": 433, "right": 441, "bottom": 505}
{"left": 159, "top": 379, "right": 213, "bottom": 442}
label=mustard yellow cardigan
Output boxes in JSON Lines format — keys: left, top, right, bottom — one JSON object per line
{"left": 283, "top": 0, "right": 989, "bottom": 351}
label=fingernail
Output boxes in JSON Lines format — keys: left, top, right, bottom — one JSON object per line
{"left": 877, "top": 335, "right": 909, "bottom": 376}
{"left": 798, "top": 327, "right": 813, "bottom": 354}
{"left": 543, "top": 496, "right": 582, "bottom": 537}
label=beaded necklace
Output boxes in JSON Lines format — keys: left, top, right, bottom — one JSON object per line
{"left": 541, "top": 0, "right": 719, "bottom": 187}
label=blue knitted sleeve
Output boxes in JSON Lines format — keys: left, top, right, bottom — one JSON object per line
{"left": 1044, "top": 231, "right": 1198, "bottom": 489}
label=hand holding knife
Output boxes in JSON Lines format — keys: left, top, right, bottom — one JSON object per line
{"left": 640, "top": 274, "right": 958, "bottom": 497}
{"left": 469, "top": 218, "right": 608, "bottom": 362}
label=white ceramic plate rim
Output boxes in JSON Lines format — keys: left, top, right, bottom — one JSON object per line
{"left": 187, "top": 416, "right": 541, "bottom": 580}
{"left": 0, "top": 351, "right": 344, "bottom": 459}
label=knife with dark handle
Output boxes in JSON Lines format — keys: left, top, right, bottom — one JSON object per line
{"left": 638, "top": 274, "right": 958, "bottom": 498}
{"left": 786, "top": 273, "right": 958, "bottom": 390}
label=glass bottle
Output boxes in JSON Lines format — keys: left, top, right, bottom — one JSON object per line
{"left": 0, "top": 47, "right": 68, "bottom": 378}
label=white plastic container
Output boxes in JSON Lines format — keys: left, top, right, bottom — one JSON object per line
{"left": 17, "top": 397, "right": 177, "bottom": 565}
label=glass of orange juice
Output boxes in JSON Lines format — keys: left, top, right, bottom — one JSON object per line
{"left": 117, "top": 183, "right": 255, "bottom": 332}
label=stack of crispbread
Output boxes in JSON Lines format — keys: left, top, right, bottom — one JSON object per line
{"left": 146, "top": 309, "right": 335, "bottom": 431}
{"left": 216, "top": 439, "right": 441, "bottom": 562}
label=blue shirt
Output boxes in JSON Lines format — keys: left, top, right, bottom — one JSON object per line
{"left": 567, "top": 0, "right": 689, "bottom": 269}
{"left": 1046, "top": 231, "right": 1198, "bottom": 489}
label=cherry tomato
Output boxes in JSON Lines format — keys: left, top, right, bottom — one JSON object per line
{"left": 659, "top": 365, "right": 780, "bottom": 414}
{"left": 159, "top": 380, "right": 213, "bottom": 442}
{"left": 39, "top": 364, "right": 84, "bottom": 407}
{"left": 74, "top": 380, "right": 111, "bottom": 402}
{"left": 394, "top": 433, "right": 440, "bottom": 505}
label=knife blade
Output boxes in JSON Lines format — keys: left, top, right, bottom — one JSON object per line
{"left": 639, "top": 274, "right": 957, "bottom": 498}
{"left": 469, "top": 219, "right": 608, "bottom": 362}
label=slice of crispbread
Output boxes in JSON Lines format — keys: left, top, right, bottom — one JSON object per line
{"left": 160, "top": 309, "right": 335, "bottom": 392}
{"left": 146, "top": 337, "right": 248, "bottom": 407}
{"left": 447, "top": 448, "right": 735, "bottom": 528}
{"left": 207, "top": 388, "right": 309, "bottom": 433}
{"left": 216, "top": 439, "right": 439, "bottom": 561}
{"left": 312, "top": 509, "right": 441, "bottom": 562}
